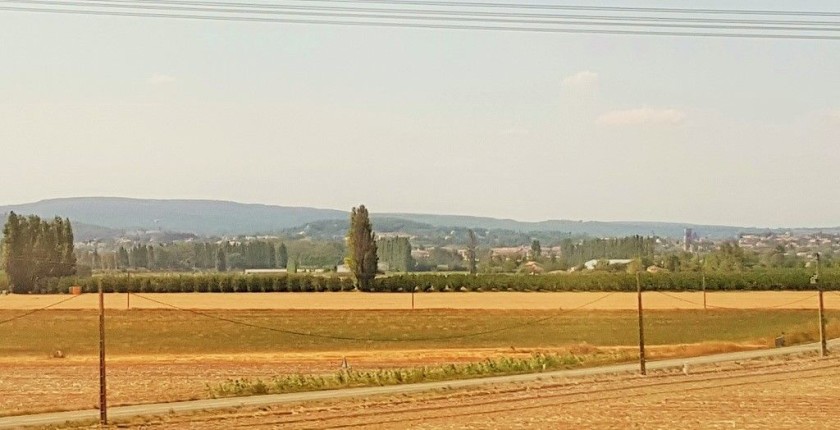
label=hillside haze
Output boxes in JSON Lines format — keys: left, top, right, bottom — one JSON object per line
{"left": 2, "top": 197, "right": 836, "bottom": 240}
{"left": 0, "top": 197, "right": 346, "bottom": 236}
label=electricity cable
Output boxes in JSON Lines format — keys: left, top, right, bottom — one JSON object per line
{"left": 0, "top": 294, "right": 80, "bottom": 325}
{"left": 2, "top": 2, "right": 840, "bottom": 39}
{"left": 654, "top": 290, "right": 820, "bottom": 310}
{"left": 226, "top": 0, "right": 840, "bottom": 18}
{"left": 130, "top": 291, "right": 616, "bottom": 342}
{"left": 13, "top": 0, "right": 840, "bottom": 29}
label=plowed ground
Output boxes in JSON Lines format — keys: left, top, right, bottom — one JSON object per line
{"left": 58, "top": 355, "right": 840, "bottom": 430}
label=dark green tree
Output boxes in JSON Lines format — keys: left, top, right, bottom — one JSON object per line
{"left": 117, "top": 246, "right": 130, "bottom": 269}
{"left": 346, "top": 205, "right": 378, "bottom": 290}
{"left": 277, "top": 243, "right": 288, "bottom": 269}
{"left": 530, "top": 239, "right": 542, "bottom": 260}
{"left": 466, "top": 229, "right": 478, "bottom": 275}
{"left": 215, "top": 248, "right": 227, "bottom": 272}
{"left": 1, "top": 212, "right": 76, "bottom": 292}
{"left": 268, "top": 245, "right": 277, "bottom": 268}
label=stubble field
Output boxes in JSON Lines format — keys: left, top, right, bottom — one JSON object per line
{"left": 2, "top": 291, "right": 839, "bottom": 419}
{"left": 3, "top": 290, "right": 839, "bottom": 310}
{"left": 50, "top": 355, "right": 840, "bottom": 430}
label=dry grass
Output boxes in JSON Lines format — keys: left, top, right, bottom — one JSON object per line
{"left": 2, "top": 306, "right": 836, "bottom": 418}
{"left": 1, "top": 308, "right": 834, "bottom": 357}
{"left": 2, "top": 291, "right": 839, "bottom": 310}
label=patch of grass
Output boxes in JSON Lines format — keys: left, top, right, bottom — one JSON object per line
{"left": 778, "top": 319, "right": 840, "bottom": 346}
{"left": 1, "top": 309, "right": 836, "bottom": 357}
{"left": 208, "top": 352, "right": 612, "bottom": 397}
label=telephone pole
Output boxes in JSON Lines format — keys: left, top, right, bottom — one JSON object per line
{"left": 98, "top": 279, "right": 108, "bottom": 425}
{"left": 636, "top": 272, "right": 646, "bottom": 375}
{"left": 814, "top": 253, "right": 828, "bottom": 357}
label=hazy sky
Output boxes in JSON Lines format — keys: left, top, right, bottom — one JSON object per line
{"left": 2, "top": 1, "right": 839, "bottom": 227}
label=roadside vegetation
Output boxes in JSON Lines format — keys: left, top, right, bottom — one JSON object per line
{"left": 208, "top": 352, "right": 625, "bottom": 397}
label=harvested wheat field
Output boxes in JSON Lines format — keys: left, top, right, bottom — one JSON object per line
{"left": 50, "top": 354, "right": 840, "bottom": 429}
{"left": 2, "top": 291, "right": 840, "bottom": 310}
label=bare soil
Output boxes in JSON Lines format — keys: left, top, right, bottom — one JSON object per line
{"left": 0, "top": 343, "right": 757, "bottom": 417}
{"left": 49, "top": 354, "right": 840, "bottom": 429}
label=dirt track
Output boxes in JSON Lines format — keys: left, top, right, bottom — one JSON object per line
{"left": 2, "top": 291, "right": 839, "bottom": 310}
{"left": 49, "top": 355, "right": 840, "bottom": 429}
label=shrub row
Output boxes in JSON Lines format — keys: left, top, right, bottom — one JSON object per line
{"left": 30, "top": 270, "right": 840, "bottom": 294}
{"left": 35, "top": 274, "right": 356, "bottom": 294}
{"left": 210, "top": 353, "right": 584, "bottom": 397}
{"left": 369, "top": 271, "right": 840, "bottom": 292}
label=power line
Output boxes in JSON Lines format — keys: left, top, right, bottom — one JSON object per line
{"left": 0, "top": 294, "right": 80, "bottom": 325}
{"left": 28, "top": 0, "right": 840, "bottom": 27}
{"left": 9, "top": 0, "right": 840, "bottom": 32}
{"left": 253, "top": 0, "right": 840, "bottom": 18}
{"left": 130, "top": 291, "right": 615, "bottom": 342}
{"left": 655, "top": 290, "right": 820, "bottom": 310}
{"left": 2, "top": 2, "right": 840, "bottom": 39}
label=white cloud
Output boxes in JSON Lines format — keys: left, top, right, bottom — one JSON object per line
{"left": 561, "top": 70, "right": 599, "bottom": 89}
{"left": 147, "top": 73, "right": 176, "bottom": 85}
{"left": 597, "top": 107, "right": 686, "bottom": 126}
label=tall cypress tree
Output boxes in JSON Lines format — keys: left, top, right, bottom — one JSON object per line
{"left": 216, "top": 248, "right": 227, "bottom": 272}
{"left": 277, "top": 243, "right": 288, "bottom": 269}
{"left": 466, "top": 229, "right": 478, "bottom": 275}
{"left": 346, "top": 205, "right": 378, "bottom": 290}
{"left": 60, "top": 218, "right": 76, "bottom": 275}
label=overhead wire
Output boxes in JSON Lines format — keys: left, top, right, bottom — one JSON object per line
{"left": 130, "top": 291, "right": 616, "bottom": 342}
{"left": 7, "top": 0, "right": 840, "bottom": 32}
{"left": 0, "top": 294, "right": 80, "bottom": 325}
{"left": 1, "top": 1, "right": 840, "bottom": 39}
{"left": 17, "top": 0, "right": 840, "bottom": 28}
{"left": 226, "top": 0, "right": 840, "bottom": 18}
{"left": 654, "top": 290, "right": 821, "bottom": 310}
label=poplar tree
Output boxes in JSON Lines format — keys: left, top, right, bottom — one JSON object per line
{"left": 216, "top": 248, "right": 227, "bottom": 272}
{"left": 346, "top": 205, "right": 378, "bottom": 290}
{"left": 277, "top": 243, "right": 288, "bottom": 269}
{"left": 467, "top": 229, "right": 478, "bottom": 275}
{"left": 1, "top": 212, "right": 76, "bottom": 292}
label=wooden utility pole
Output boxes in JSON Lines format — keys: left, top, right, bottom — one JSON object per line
{"left": 702, "top": 271, "right": 707, "bottom": 311}
{"left": 98, "top": 280, "right": 108, "bottom": 425}
{"left": 126, "top": 271, "right": 130, "bottom": 310}
{"left": 815, "top": 253, "right": 828, "bottom": 357}
{"left": 636, "top": 272, "right": 646, "bottom": 375}
{"left": 411, "top": 288, "right": 415, "bottom": 310}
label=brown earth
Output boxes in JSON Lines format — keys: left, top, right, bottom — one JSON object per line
{"left": 49, "top": 354, "right": 840, "bottom": 429}
{"left": 2, "top": 291, "right": 839, "bottom": 310}
{"left": 0, "top": 343, "right": 757, "bottom": 418}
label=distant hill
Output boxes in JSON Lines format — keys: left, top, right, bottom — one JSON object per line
{"left": 378, "top": 213, "right": 770, "bottom": 239}
{"left": 0, "top": 197, "right": 346, "bottom": 236}
{"left": 2, "top": 197, "right": 837, "bottom": 240}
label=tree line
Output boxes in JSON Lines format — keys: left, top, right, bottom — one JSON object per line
{"left": 27, "top": 269, "right": 839, "bottom": 295}
{"left": 1, "top": 212, "right": 76, "bottom": 293}
{"left": 76, "top": 240, "right": 344, "bottom": 272}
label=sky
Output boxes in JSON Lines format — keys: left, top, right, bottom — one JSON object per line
{"left": 1, "top": 0, "right": 839, "bottom": 228}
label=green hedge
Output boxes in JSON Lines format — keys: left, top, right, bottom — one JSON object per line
{"left": 28, "top": 270, "right": 840, "bottom": 294}
{"left": 371, "top": 271, "right": 840, "bottom": 292}
{"left": 33, "top": 274, "right": 355, "bottom": 294}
